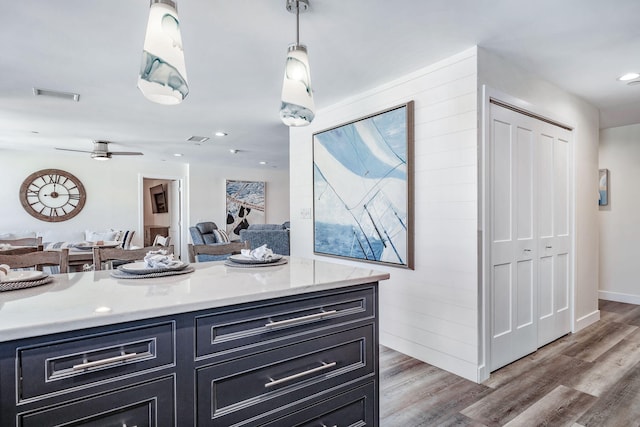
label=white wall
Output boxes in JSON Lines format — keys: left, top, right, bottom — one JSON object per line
{"left": 599, "top": 124, "right": 640, "bottom": 303}
{"left": 188, "top": 163, "right": 290, "bottom": 238}
{"left": 0, "top": 151, "right": 187, "bottom": 248}
{"left": 290, "top": 48, "right": 481, "bottom": 381}
{"left": 478, "top": 48, "right": 601, "bottom": 337}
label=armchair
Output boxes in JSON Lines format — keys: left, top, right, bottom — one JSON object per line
{"left": 239, "top": 223, "right": 290, "bottom": 255}
{"left": 188, "top": 222, "right": 236, "bottom": 261}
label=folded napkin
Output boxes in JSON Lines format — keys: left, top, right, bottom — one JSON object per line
{"left": 144, "top": 250, "right": 181, "bottom": 269}
{"left": 0, "top": 264, "right": 10, "bottom": 281}
{"left": 240, "top": 244, "right": 275, "bottom": 261}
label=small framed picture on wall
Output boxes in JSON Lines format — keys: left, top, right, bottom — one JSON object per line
{"left": 599, "top": 168, "right": 609, "bottom": 206}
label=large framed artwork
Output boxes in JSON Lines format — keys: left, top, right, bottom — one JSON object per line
{"left": 226, "top": 180, "right": 266, "bottom": 239}
{"left": 313, "top": 101, "right": 414, "bottom": 268}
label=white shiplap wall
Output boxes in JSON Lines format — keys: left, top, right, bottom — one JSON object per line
{"left": 289, "top": 47, "right": 480, "bottom": 381}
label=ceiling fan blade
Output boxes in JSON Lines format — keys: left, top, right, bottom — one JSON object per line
{"left": 109, "top": 151, "right": 144, "bottom": 156}
{"left": 55, "top": 147, "right": 93, "bottom": 153}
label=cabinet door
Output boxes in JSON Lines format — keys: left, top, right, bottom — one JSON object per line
{"left": 18, "top": 376, "right": 175, "bottom": 427}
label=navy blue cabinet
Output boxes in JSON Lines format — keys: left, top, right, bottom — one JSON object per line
{"left": 0, "top": 283, "right": 378, "bottom": 426}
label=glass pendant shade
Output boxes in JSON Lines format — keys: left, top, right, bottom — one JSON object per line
{"left": 280, "top": 44, "right": 315, "bottom": 126}
{"left": 138, "top": 0, "right": 188, "bottom": 105}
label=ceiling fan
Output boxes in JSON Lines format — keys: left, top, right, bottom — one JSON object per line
{"left": 55, "top": 140, "right": 143, "bottom": 160}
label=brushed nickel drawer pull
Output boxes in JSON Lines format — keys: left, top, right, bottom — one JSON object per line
{"left": 72, "top": 352, "right": 139, "bottom": 370}
{"left": 264, "top": 361, "right": 337, "bottom": 388}
{"left": 265, "top": 310, "right": 338, "bottom": 328}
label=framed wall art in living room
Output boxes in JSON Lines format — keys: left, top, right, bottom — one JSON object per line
{"left": 226, "top": 180, "right": 265, "bottom": 239}
{"left": 313, "top": 101, "right": 414, "bottom": 268}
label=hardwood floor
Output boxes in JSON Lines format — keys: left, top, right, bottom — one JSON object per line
{"left": 380, "top": 300, "right": 640, "bottom": 427}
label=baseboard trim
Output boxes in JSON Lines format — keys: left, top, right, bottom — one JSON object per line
{"left": 599, "top": 290, "right": 640, "bottom": 305}
{"left": 574, "top": 309, "right": 600, "bottom": 333}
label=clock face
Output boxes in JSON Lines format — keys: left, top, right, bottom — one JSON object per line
{"left": 19, "top": 169, "right": 86, "bottom": 222}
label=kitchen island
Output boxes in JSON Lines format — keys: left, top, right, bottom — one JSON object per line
{"left": 0, "top": 257, "right": 388, "bottom": 426}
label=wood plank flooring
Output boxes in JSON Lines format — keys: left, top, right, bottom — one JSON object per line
{"left": 380, "top": 300, "right": 640, "bottom": 427}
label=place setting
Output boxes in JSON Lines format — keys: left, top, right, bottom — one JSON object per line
{"left": 0, "top": 264, "right": 54, "bottom": 292}
{"left": 72, "top": 241, "right": 121, "bottom": 251}
{"left": 110, "top": 250, "right": 194, "bottom": 279}
{"left": 224, "top": 244, "right": 288, "bottom": 268}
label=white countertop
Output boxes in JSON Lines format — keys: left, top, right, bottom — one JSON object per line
{"left": 0, "top": 257, "right": 389, "bottom": 342}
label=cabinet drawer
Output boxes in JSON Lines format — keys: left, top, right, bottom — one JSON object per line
{"left": 18, "top": 321, "right": 175, "bottom": 402}
{"left": 196, "top": 286, "right": 374, "bottom": 360}
{"left": 197, "top": 324, "right": 375, "bottom": 426}
{"left": 17, "top": 376, "right": 175, "bottom": 427}
{"left": 262, "top": 382, "right": 376, "bottom": 427}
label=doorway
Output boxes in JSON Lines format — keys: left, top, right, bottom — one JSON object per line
{"left": 483, "top": 93, "right": 574, "bottom": 374}
{"left": 142, "top": 177, "right": 183, "bottom": 260}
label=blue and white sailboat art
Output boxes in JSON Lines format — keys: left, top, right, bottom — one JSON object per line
{"left": 313, "top": 105, "right": 410, "bottom": 266}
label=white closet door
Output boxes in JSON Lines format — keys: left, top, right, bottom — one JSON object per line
{"left": 536, "top": 122, "right": 571, "bottom": 347}
{"left": 489, "top": 102, "right": 572, "bottom": 372}
{"left": 489, "top": 104, "right": 537, "bottom": 371}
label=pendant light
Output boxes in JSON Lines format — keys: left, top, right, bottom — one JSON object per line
{"left": 280, "top": 0, "right": 315, "bottom": 126}
{"left": 138, "top": 0, "right": 189, "bottom": 105}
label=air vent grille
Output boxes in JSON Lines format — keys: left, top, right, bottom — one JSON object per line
{"left": 33, "top": 88, "right": 80, "bottom": 102}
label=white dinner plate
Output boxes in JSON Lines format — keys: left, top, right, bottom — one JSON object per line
{"left": 118, "top": 261, "right": 188, "bottom": 274}
{"left": 1, "top": 270, "right": 46, "bottom": 283}
{"left": 228, "top": 254, "right": 283, "bottom": 265}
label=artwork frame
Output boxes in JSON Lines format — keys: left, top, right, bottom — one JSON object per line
{"left": 226, "top": 180, "right": 266, "bottom": 239}
{"left": 599, "top": 168, "right": 609, "bottom": 206}
{"left": 313, "top": 101, "right": 414, "bottom": 269}
{"left": 150, "top": 184, "right": 168, "bottom": 214}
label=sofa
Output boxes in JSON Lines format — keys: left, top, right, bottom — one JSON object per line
{"left": 189, "top": 222, "right": 235, "bottom": 261}
{"left": 239, "top": 222, "right": 290, "bottom": 255}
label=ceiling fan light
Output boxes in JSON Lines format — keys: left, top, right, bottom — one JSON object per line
{"left": 138, "top": 0, "right": 189, "bottom": 105}
{"left": 91, "top": 152, "right": 110, "bottom": 161}
{"left": 618, "top": 72, "right": 640, "bottom": 82}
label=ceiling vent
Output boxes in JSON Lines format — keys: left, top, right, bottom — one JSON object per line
{"left": 32, "top": 88, "right": 80, "bottom": 102}
{"left": 187, "top": 136, "right": 210, "bottom": 143}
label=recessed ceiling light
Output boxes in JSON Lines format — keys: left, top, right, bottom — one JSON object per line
{"left": 618, "top": 73, "right": 640, "bottom": 81}
{"left": 259, "top": 161, "right": 268, "bottom": 165}
{"left": 174, "top": 153, "right": 183, "bottom": 157}
{"left": 229, "top": 149, "right": 239, "bottom": 154}
{"left": 187, "top": 136, "right": 209, "bottom": 143}
{"left": 214, "top": 131, "right": 228, "bottom": 137}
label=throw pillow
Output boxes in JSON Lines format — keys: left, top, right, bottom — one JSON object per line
{"left": 85, "top": 229, "right": 118, "bottom": 242}
{"left": 43, "top": 241, "right": 75, "bottom": 250}
{"left": 213, "top": 229, "right": 230, "bottom": 243}
{"left": 119, "top": 230, "right": 135, "bottom": 249}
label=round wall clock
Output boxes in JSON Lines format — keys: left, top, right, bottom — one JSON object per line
{"left": 19, "top": 169, "right": 87, "bottom": 222}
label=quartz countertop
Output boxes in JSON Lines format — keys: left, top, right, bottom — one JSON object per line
{"left": 0, "top": 257, "right": 389, "bottom": 342}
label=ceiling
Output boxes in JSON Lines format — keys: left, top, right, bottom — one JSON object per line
{"left": 2, "top": 0, "right": 640, "bottom": 169}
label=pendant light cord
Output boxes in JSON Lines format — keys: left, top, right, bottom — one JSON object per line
{"left": 296, "top": 0, "right": 300, "bottom": 46}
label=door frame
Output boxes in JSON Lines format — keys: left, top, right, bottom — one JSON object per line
{"left": 138, "top": 173, "right": 189, "bottom": 261}
{"left": 478, "top": 85, "right": 576, "bottom": 382}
